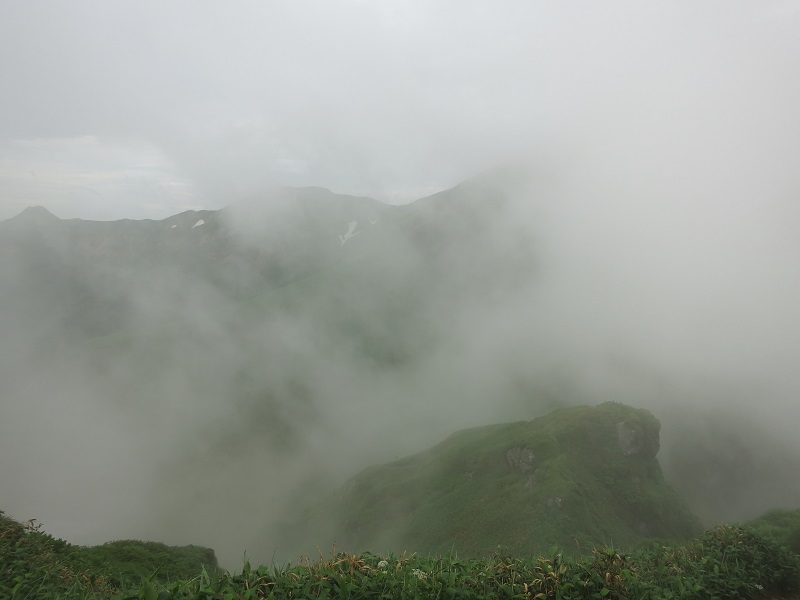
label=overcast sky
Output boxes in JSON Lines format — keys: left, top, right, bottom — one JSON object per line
{"left": 1, "top": 1, "right": 799, "bottom": 221}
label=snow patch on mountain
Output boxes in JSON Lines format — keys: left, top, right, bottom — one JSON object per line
{"left": 192, "top": 219, "right": 205, "bottom": 229}
{"left": 339, "top": 220, "right": 360, "bottom": 246}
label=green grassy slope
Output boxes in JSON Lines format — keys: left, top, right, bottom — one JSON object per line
{"left": 3, "top": 509, "right": 798, "bottom": 599}
{"left": 0, "top": 510, "right": 218, "bottom": 597}
{"left": 747, "top": 508, "right": 800, "bottom": 555}
{"left": 289, "top": 403, "right": 700, "bottom": 557}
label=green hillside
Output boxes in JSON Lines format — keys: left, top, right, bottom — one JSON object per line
{"left": 748, "top": 508, "right": 800, "bottom": 555}
{"left": 4, "top": 508, "right": 799, "bottom": 599}
{"left": 0, "top": 510, "right": 218, "bottom": 597}
{"left": 288, "top": 402, "right": 700, "bottom": 557}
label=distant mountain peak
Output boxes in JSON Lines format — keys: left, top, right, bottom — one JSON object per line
{"left": 11, "top": 206, "right": 59, "bottom": 222}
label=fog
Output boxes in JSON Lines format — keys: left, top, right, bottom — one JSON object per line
{"left": 1, "top": 1, "right": 800, "bottom": 568}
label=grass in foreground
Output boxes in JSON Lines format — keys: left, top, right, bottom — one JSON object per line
{"left": 2, "top": 509, "right": 799, "bottom": 599}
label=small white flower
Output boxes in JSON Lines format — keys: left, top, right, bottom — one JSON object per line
{"left": 377, "top": 560, "right": 388, "bottom": 570}
{"left": 755, "top": 584, "right": 764, "bottom": 590}
{"left": 411, "top": 568, "right": 427, "bottom": 580}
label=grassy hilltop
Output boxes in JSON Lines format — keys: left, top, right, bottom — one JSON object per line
{"left": 0, "top": 510, "right": 219, "bottom": 598}
{"left": 286, "top": 402, "right": 700, "bottom": 557}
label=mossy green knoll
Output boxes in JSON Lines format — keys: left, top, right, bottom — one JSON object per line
{"left": 0, "top": 510, "right": 218, "bottom": 597}
{"left": 748, "top": 508, "right": 800, "bottom": 555}
{"left": 293, "top": 402, "right": 700, "bottom": 557}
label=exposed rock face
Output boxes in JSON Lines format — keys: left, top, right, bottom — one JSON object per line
{"left": 546, "top": 496, "right": 563, "bottom": 509}
{"left": 616, "top": 420, "right": 660, "bottom": 457}
{"left": 506, "top": 446, "right": 535, "bottom": 472}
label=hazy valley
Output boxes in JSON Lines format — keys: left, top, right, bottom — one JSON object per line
{"left": 3, "top": 171, "right": 800, "bottom": 569}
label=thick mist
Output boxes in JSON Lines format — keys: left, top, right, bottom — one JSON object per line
{"left": 1, "top": 1, "right": 800, "bottom": 569}
{"left": 3, "top": 162, "right": 800, "bottom": 566}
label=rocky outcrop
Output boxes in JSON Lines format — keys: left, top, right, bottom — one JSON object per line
{"left": 616, "top": 419, "right": 660, "bottom": 457}
{"left": 506, "top": 446, "right": 535, "bottom": 472}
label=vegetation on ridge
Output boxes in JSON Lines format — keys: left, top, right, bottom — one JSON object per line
{"left": 285, "top": 402, "right": 700, "bottom": 558}
{"left": 2, "top": 508, "right": 799, "bottom": 599}
{"left": 0, "top": 510, "right": 218, "bottom": 598}
{"left": 748, "top": 508, "right": 800, "bottom": 555}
